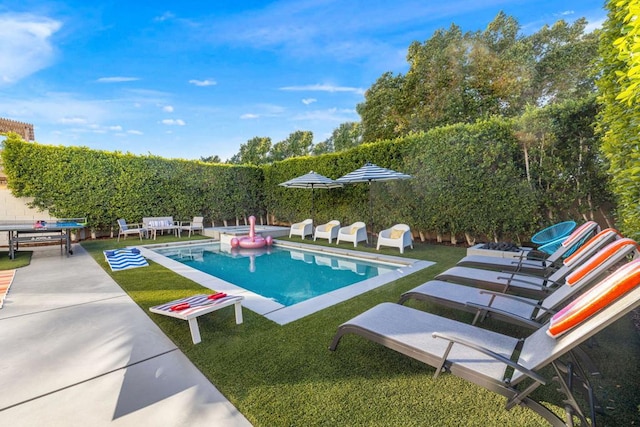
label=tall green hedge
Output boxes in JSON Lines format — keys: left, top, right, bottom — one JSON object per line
{"left": 1, "top": 96, "right": 612, "bottom": 243}
{"left": 597, "top": 0, "right": 640, "bottom": 238}
{"left": 0, "top": 133, "right": 264, "bottom": 231}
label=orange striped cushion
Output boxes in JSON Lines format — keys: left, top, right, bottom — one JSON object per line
{"left": 548, "top": 259, "right": 640, "bottom": 338}
{"left": 563, "top": 228, "right": 621, "bottom": 267}
{"left": 561, "top": 221, "right": 597, "bottom": 248}
{"left": 565, "top": 238, "right": 639, "bottom": 286}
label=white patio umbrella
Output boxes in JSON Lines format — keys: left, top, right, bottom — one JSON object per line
{"left": 336, "top": 162, "right": 411, "bottom": 244}
{"left": 279, "top": 171, "right": 343, "bottom": 224}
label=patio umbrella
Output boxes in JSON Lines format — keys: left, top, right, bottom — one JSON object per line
{"left": 336, "top": 162, "right": 411, "bottom": 244}
{"left": 279, "top": 171, "right": 343, "bottom": 224}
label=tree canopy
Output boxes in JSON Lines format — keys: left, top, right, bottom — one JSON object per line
{"left": 357, "top": 12, "right": 599, "bottom": 143}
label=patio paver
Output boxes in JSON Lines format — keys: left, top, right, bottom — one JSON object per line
{"left": 0, "top": 245, "right": 251, "bottom": 427}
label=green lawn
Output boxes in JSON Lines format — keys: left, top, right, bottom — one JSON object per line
{"left": 81, "top": 236, "right": 640, "bottom": 426}
{"left": 0, "top": 250, "right": 32, "bottom": 269}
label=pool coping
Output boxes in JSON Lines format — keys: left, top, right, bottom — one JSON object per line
{"left": 137, "top": 239, "right": 434, "bottom": 325}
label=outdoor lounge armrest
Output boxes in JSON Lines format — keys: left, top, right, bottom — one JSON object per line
{"left": 507, "top": 257, "right": 550, "bottom": 271}
{"left": 496, "top": 273, "right": 561, "bottom": 290}
{"left": 431, "top": 332, "right": 547, "bottom": 385}
{"left": 478, "top": 289, "right": 542, "bottom": 309}
{"left": 477, "top": 290, "right": 558, "bottom": 318}
{"left": 464, "top": 302, "right": 543, "bottom": 329}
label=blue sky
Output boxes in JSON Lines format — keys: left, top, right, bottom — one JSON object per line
{"left": 0, "top": 1, "right": 607, "bottom": 161}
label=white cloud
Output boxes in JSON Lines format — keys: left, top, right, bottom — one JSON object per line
{"left": 0, "top": 93, "right": 109, "bottom": 126}
{"left": 292, "top": 107, "right": 358, "bottom": 122}
{"left": 189, "top": 79, "right": 217, "bottom": 87}
{"left": 59, "top": 117, "right": 87, "bottom": 124}
{"left": 161, "top": 119, "right": 186, "bottom": 125}
{"left": 108, "top": 125, "right": 123, "bottom": 131}
{"left": 0, "top": 13, "right": 62, "bottom": 85}
{"left": 154, "top": 12, "right": 175, "bottom": 22}
{"left": 127, "top": 130, "right": 143, "bottom": 135}
{"left": 162, "top": 105, "right": 174, "bottom": 112}
{"left": 280, "top": 84, "right": 365, "bottom": 95}
{"left": 302, "top": 98, "right": 317, "bottom": 105}
{"left": 240, "top": 113, "right": 260, "bottom": 119}
{"left": 585, "top": 17, "right": 606, "bottom": 33}
{"left": 96, "top": 76, "right": 140, "bottom": 83}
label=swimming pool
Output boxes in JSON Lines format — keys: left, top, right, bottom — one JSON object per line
{"left": 140, "top": 240, "right": 434, "bottom": 325}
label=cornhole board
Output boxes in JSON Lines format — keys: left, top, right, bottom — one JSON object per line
{"left": 149, "top": 294, "right": 243, "bottom": 344}
{"left": 103, "top": 248, "right": 148, "bottom": 271}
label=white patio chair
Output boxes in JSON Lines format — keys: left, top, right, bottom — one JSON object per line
{"left": 289, "top": 219, "right": 313, "bottom": 239}
{"left": 376, "top": 224, "right": 413, "bottom": 254}
{"left": 314, "top": 220, "right": 340, "bottom": 243}
{"left": 336, "top": 221, "right": 368, "bottom": 247}
{"left": 117, "top": 219, "right": 146, "bottom": 241}
{"left": 180, "top": 216, "right": 204, "bottom": 237}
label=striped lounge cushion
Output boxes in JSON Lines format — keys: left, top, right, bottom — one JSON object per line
{"left": 547, "top": 259, "right": 640, "bottom": 338}
{"left": 565, "top": 238, "right": 639, "bottom": 287}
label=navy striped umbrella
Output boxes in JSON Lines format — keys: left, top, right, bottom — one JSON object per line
{"left": 337, "top": 162, "right": 411, "bottom": 243}
{"left": 279, "top": 171, "right": 343, "bottom": 224}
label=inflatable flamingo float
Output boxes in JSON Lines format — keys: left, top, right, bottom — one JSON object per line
{"left": 230, "top": 215, "right": 273, "bottom": 249}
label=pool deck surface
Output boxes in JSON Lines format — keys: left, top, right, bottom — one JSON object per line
{"left": 0, "top": 245, "right": 252, "bottom": 427}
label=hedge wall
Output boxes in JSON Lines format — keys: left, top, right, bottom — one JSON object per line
{"left": 1, "top": 102, "right": 611, "bottom": 244}
{"left": 0, "top": 134, "right": 264, "bottom": 231}
{"left": 264, "top": 117, "right": 537, "bottom": 244}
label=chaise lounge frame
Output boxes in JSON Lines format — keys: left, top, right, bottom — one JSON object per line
{"left": 330, "top": 262, "right": 640, "bottom": 426}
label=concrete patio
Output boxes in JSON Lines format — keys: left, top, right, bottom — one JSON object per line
{"left": 0, "top": 245, "right": 252, "bottom": 427}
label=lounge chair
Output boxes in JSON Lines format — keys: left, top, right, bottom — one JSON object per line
{"left": 289, "top": 219, "right": 313, "bottom": 239}
{"left": 116, "top": 218, "right": 147, "bottom": 241}
{"left": 436, "top": 228, "right": 622, "bottom": 299}
{"left": 456, "top": 221, "right": 600, "bottom": 275}
{"left": 376, "top": 224, "right": 413, "bottom": 254}
{"left": 180, "top": 216, "right": 204, "bottom": 237}
{"left": 330, "top": 260, "right": 640, "bottom": 426}
{"left": 314, "top": 220, "right": 340, "bottom": 243}
{"left": 399, "top": 238, "right": 640, "bottom": 329}
{"left": 336, "top": 222, "right": 368, "bottom": 247}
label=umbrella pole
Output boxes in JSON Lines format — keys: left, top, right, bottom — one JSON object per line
{"left": 368, "top": 180, "right": 373, "bottom": 246}
{"left": 311, "top": 186, "right": 315, "bottom": 227}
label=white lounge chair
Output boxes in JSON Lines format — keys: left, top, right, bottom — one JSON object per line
{"left": 314, "top": 220, "right": 340, "bottom": 243}
{"left": 376, "top": 224, "right": 413, "bottom": 254}
{"left": 289, "top": 219, "right": 313, "bottom": 239}
{"left": 436, "top": 228, "right": 623, "bottom": 299}
{"left": 330, "top": 259, "right": 640, "bottom": 426}
{"left": 456, "top": 221, "right": 601, "bottom": 275}
{"left": 116, "top": 219, "right": 146, "bottom": 241}
{"left": 399, "top": 238, "right": 640, "bottom": 329}
{"left": 336, "top": 222, "right": 368, "bottom": 247}
{"left": 180, "top": 216, "right": 204, "bottom": 237}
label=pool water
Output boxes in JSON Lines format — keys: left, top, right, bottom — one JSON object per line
{"left": 152, "top": 243, "right": 399, "bottom": 306}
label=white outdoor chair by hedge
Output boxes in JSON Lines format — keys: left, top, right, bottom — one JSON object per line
{"left": 336, "top": 221, "right": 368, "bottom": 247}
{"left": 180, "top": 216, "right": 204, "bottom": 237}
{"left": 376, "top": 224, "right": 413, "bottom": 254}
{"left": 314, "top": 220, "right": 340, "bottom": 243}
{"left": 289, "top": 219, "right": 313, "bottom": 239}
{"left": 117, "top": 218, "right": 147, "bottom": 241}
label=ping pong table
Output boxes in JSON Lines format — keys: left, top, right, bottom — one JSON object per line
{"left": 0, "top": 218, "right": 87, "bottom": 259}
